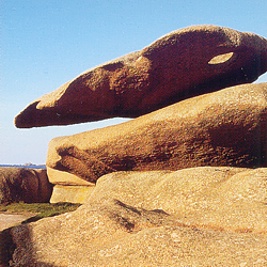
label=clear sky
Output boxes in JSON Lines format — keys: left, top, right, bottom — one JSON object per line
{"left": 1, "top": 0, "right": 267, "bottom": 164}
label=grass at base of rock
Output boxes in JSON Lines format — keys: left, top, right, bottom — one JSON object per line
{"left": 0, "top": 202, "right": 81, "bottom": 221}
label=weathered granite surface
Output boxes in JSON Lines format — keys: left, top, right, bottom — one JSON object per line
{"left": 15, "top": 25, "right": 267, "bottom": 128}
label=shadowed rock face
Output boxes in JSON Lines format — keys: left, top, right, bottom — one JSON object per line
{"left": 15, "top": 25, "right": 267, "bottom": 128}
{"left": 3, "top": 167, "right": 267, "bottom": 266}
{"left": 0, "top": 168, "right": 52, "bottom": 204}
{"left": 46, "top": 83, "right": 267, "bottom": 184}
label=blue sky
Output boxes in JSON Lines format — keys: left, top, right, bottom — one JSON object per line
{"left": 1, "top": 0, "right": 267, "bottom": 164}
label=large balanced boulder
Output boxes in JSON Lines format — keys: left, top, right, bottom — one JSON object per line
{"left": 0, "top": 168, "right": 52, "bottom": 204}
{"left": 46, "top": 82, "right": 267, "bottom": 184}
{"left": 3, "top": 167, "right": 267, "bottom": 266}
{"left": 15, "top": 25, "right": 267, "bottom": 128}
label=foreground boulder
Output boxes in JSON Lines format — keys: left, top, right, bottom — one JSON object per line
{"left": 89, "top": 167, "right": 267, "bottom": 233}
{"left": 2, "top": 167, "right": 267, "bottom": 266}
{"left": 15, "top": 25, "right": 267, "bottom": 128}
{"left": 47, "top": 82, "right": 267, "bottom": 184}
{"left": 0, "top": 168, "right": 52, "bottom": 204}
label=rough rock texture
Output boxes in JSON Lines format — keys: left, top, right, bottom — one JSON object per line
{"left": 50, "top": 185, "right": 95, "bottom": 204}
{"left": 89, "top": 167, "right": 267, "bottom": 233}
{"left": 0, "top": 168, "right": 53, "bottom": 204}
{"left": 15, "top": 25, "right": 267, "bottom": 128}
{"left": 2, "top": 167, "right": 267, "bottom": 266}
{"left": 46, "top": 83, "right": 267, "bottom": 184}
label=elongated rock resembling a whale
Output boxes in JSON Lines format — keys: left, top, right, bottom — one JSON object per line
{"left": 46, "top": 83, "right": 267, "bottom": 185}
{"left": 15, "top": 25, "right": 267, "bottom": 128}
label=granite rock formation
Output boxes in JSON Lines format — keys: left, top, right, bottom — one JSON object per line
{"left": 89, "top": 167, "right": 267, "bottom": 233}
{"left": 46, "top": 82, "right": 267, "bottom": 184}
{"left": 6, "top": 25, "right": 267, "bottom": 265}
{"left": 46, "top": 163, "right": 96, "bottom": 204}
{"left": 49, "top": 185, "right": 95, "bottom": 204}
{"left": 2, "top": 167, "right": 267, "bottom": 266}
{"left": 15, "top": 25, "right": 267, "bottom": 128}
{"left": 0, "top": 168, "right": 52, "bottom": 204}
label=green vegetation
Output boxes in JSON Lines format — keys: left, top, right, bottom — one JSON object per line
{"left": 0, "top": 202, "right": 81, "bottom": 222}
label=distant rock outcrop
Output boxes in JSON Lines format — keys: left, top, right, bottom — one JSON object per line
{"left": 46, "top": 82, "right": 267, "bottom": 184}
{"left": 15, "top": 25, "right": 267, "bottom": 128}
{"left": 3, "top": 167, "right": 267, "bottom": 266}
{"left": 0, "top": 168, "right": 52, "bottom": 204}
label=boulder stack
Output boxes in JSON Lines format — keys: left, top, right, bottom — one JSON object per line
{"left": 7, "top": 25, "right": 267, "bottom": 265}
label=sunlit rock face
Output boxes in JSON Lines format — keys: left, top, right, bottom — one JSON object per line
{"left": 5, "top": 167, "right": 267, "bottom": 266}
{"left": 15, "top": 25, "right": 267, "bottom": 128}
{"left": 46, "top": 83, "right": 267, "bottom": 184}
